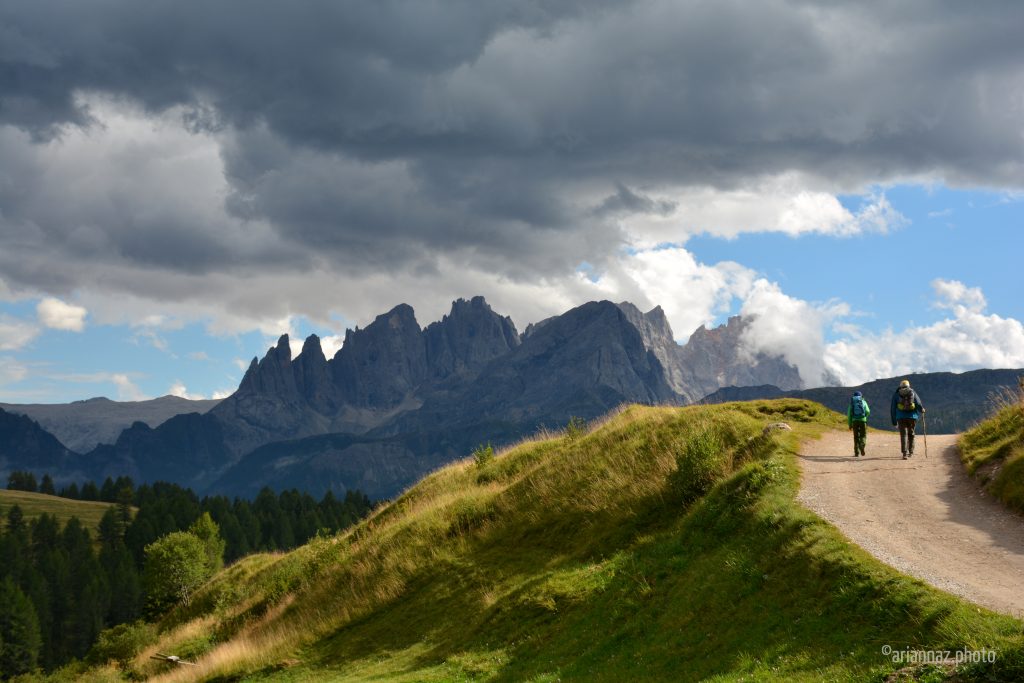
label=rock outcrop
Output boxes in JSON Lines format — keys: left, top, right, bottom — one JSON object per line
{"left": 332, "top": 304, "right": 428, "bottom": 410}
{"left": 423, "top": 296, "right": 520, "bottom": 380}
{"left": 676, "top": 316, "right": 803, "bottom": 399}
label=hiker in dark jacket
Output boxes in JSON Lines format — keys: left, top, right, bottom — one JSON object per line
{"left": 847, "top": 391, "right": 870, "bottom": 457}
{"left": 890, "top": 379, "right": 925, "bottom": 459}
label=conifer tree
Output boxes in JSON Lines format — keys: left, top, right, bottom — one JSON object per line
{"left": 6, "top": 471, "right": 37, "bottom": 492}
{"left": 115, "top": 485, "right": 135, "bottom": 531}
{"left": 39, "top": 474, "right": 55, "bottom": 496}
{"left": 0, "top": 577, "right": 42, "bottom": 677}
{"left": 5, "top": 505, "right": 26, "bottom": 536}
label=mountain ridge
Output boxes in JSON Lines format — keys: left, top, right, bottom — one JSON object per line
{"left": 83, "top": 296, "right": 804, "bottom": 497}
{"left": 0, "top": 395, "right": 221, "bottom": 453}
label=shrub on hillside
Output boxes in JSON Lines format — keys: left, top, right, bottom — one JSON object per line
{"left": 473, "top": 443, "right": 495, "bottom": 468}
{"left": 87, "top": 621, "right": 157, "bottom": 669}
{"left": 670, "top": 422, "right": 730, "bottom": 504}
{"left": 564, "top": 416, "right": 588, "bottom": 442}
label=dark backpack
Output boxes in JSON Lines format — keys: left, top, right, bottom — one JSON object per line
{"left": 897, "top": 386, "right": 916, "bottom": 412}
{"left": 851, "top": 396, "right": 866, "bottom": 419}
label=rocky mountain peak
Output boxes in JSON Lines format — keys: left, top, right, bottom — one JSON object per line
{"left": 424, "top": 296, "right": 520, "bottom": 379}
{"left": 448, "top": 299, "right": 679, "bottom": 421}
{"left": 382, "top": 303, "right": 418, "bottom": 330}
{"left": 272, "top": 333, "right": 292, "bottom": 360}
{"left": 612, "top": 301, "right": 691, "bottom": 398}
{"left": 299, "top": 333, "right": 326, "bottom": 364}
{"left": 332, "top": 304, "right": 427, "bottom": 409}
{"left": 677, "top": 315, "right": 802, "bottom": 398}
{"left": 292, "top": 334, "right": 337, "bottom": 413}
{"left": 235, "top": 333, "right": 298, "bottom": 398}
{"left": 616, "top": 302, "right": 676, "bottom": 346}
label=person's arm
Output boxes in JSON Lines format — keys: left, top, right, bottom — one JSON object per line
{"left": 864, "top": 400, "right": 871, "bottom": 420}
{"left": 915, "top": 390, "right": 925, "bottom": 413}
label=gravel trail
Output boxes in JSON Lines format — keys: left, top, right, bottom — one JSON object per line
{"left": 797, "top": 429, "right": 1024, "bottom": 617}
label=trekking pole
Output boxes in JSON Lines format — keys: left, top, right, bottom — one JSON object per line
{"left": 922, "top": 412, "right": 928, "bottom": 459}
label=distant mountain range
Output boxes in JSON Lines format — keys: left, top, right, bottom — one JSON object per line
{"left": 700, "top": 368, "right": 1023, "bottom": 434}
{"left": 0, "top": 395, "right": 221, "bottom": 453}
{"left": 2, "top": 296, "right": 1019, "bottom": 500}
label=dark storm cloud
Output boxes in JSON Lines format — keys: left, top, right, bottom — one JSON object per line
{"left": 1, "top": 0, "right": 1023, "bottom": 297}
{"left": 597, "top": 184, "right": 678, "bottom": 217}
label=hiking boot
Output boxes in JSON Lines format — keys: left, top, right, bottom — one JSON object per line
{"left": 902, "top": 452, "right": 908, "bottom": 460}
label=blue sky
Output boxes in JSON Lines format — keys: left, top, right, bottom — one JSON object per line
{"left": 2, "top": 1, "right": 1023, "bottom": 402}
{"left": 687, "top": 186, "right": 1023, "bottom": 333}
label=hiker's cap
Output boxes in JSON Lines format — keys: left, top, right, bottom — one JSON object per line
{"left": 900, "top": 379, "right": 910, "bottom": 387}
{"left": 853, "top": 391, "right": 862, "bottom": 397}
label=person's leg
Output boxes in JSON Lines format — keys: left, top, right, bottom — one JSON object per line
{"left": 854, "top": 422, "right": 867, "bottom": 455}
{"left": 906, "top": 419, "right": 916, "bottom": 455}
{"left": 898, "top": 420, "right": 909, "bottom": 455}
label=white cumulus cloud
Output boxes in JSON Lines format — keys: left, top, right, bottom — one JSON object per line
{"left": 580, "top": 246, "right": 756, "bottom": 341}
{"left": 168, "top": 381, "right": 207, "bottom": 401}
{"left": 618, "top": 175, "right": 908, "bottom": 249}
{"left": 932, "top": 279, "right": 987, "bottom": 314}
{"left": 738, "top": 279, "right": 850, "bottom": 387}
{"left": 320, "top": 335, "right": 344, "bottom": 360}
{"left": 824, "top": 279, "right": 1024, "bottom": 384}
{"left": 111, "top": 374, "right": 148, "bottom": 401}
{"left": 37, "top": 297, "right": 87, "bottom": 331}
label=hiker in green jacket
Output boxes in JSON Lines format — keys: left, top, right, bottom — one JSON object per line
{"left": 847, "top": 391, "right": 870, "bottom": 457}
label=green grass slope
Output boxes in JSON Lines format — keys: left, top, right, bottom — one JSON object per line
{"left": 959, "top": 383, "right": 1024, "bottom": 514}
{"left": 0, "top": 488, "right": 118, "bottom": 535}
{"left": 79, "top": 400, "right": 1023, "bottom": 683}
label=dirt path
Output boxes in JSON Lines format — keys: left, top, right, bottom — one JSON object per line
{"left": 797, "top": 429, "right": 1024, "bottom": 617}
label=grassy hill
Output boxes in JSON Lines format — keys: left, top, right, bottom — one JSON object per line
{"left": 960, "top": 383, "right": 1024, "bottom": 513}
{"left": 0, "top": 488, "right": 118, "bottom": 535}
{"left": 77, "top": 400, "right": 1023, "bottom": 682}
